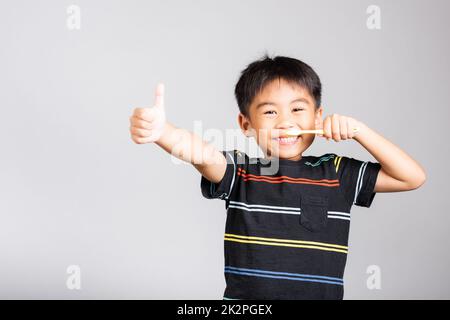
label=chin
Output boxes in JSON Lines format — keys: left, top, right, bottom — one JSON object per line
{"left": 268, "top": 148, "right": 303, "bottom": 160}
{"left": 264, "top": 136, "right": 307, "bottom": 160}
{"left": 279, "top": 151, "right": 302, "bottom": 160}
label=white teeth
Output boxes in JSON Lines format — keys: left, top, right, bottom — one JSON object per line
{"left": 277, "top": 137, "right": 298, "bottom": 144}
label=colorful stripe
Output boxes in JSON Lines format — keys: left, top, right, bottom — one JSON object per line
{"left": 224, "top": 233, "right": 348, "bottom": 254}
{"left": 226, "top": 151, "right": 236, "bottom": 200}
{"left": 228, "top": 201, "right": 351, "bottom": 221}
{"left": 327, "top": 212, "right": 351, "bottom": 221}
{"left": 225, "top": 266, "right": 344, "bottom": 286}
{"left": 333, "top": 156, "right": 370, "bottom": 203}
{"left": 353, "top": 162, "right": 368, "bottom": 204}
{"left": 334, "top": 156, "right": 343, "bottom": 173}
{"left": 237, "top": 168, "right": 340, "bottom": 187}
{"left": 305, "top": 154, "right": 335, "bottom": 167}
{"left": 229, "top": 201, "right": 300, "bottom": 215}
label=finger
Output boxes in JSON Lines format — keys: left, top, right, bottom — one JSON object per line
{"left": 348, "top": 129, "right": 355, "bottom": 139}
{"left": 331, "top": 114, "right": 341, "bottom": 141}
{"left": 131, "top": 126, "right": 152, "bottom": 138}
{"left": 134, "top": 107, "right": 160, "bottom": 122}
{"left": 133, "top": 107, "right": 153, "bottom": 119}
{"left": 323, "top": 116, "right": 332, "bottom": 140}
{"left": 131, "top": 116, "right": 156, "bottom": 130}
{"left": 130, "top": 115, "right": 150, "bottom": 128}
{"left": 349, "top": 120, "right": 360, "bottom": 139}
{"left": 135, "top": 130, "right": 161, "bottom": 144}
{"left": 154, "top": 83, "right": 164, "bottom": 108}
{"left": 132, "top": 135, "right": 153, "bottom": 144}
{"left": 133, "top": 108, "right": 144, "bottom": 118}
{"left": 347, "top": 120, "right": 355, "bottom": 139}
{"left": 315, "top": 118, "right": 324, "bottom": 137}
{"left": 340, "top": 117, "right": 348, "bottom": 140}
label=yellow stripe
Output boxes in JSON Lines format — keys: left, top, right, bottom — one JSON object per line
{"left": 224, "top": 233, "right": 348, "bottom": 250}
{"left": 334, "top": 156, "right": 338, "bottom": 166}
{"left": 224, "top": 237, "right": 348, "bottom": 254}
{"left": 335, "top": 156, "right": 342, "bottom": 173}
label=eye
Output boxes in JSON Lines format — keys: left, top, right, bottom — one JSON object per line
{"left": 293, "top": 107, "right": 305, "bottom": 112}
{"left": 264, "top": 110, "right": 277, "bottom": 115}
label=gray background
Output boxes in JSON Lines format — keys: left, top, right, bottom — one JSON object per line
{"left": 0, "top": 0, "right": 448, "bottom": 299}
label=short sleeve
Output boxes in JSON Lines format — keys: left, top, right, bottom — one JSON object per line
{"left": 334, "top": 155, "right": 382, "bottom": 208}
{"left": 200, "top": 150, "right": 242, "bottom": 200}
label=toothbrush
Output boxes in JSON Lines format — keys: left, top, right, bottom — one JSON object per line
{"left": 283, "top": 127, "right": 360, "bottom": 136}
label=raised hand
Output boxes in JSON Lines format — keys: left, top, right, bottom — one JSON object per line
{"left": 130, "top": 83, "right": 167, "bottom": 144}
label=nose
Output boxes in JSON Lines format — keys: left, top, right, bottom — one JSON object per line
{"left": 276, "top": 122, "right": 295, "bottom": 130}
{"left": 275, "top": 111, "right": 296, "bottom": 130}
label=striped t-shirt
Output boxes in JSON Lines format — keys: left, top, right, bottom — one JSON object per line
{"left": 200, "top": 150, "right": 381, "bottom": 300}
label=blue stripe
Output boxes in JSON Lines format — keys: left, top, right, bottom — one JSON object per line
{"left": 225, "top": 270, "right": 343, "bottom": 286}
{"left": 225, "top": 266, "right": 343, "bottom": 283}
{"left": 305, "top": 154, "right": 335, "bottom": 167}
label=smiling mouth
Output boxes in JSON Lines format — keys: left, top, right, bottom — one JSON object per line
{"left": 273, "top": 136, "right": 301, "bottom": 145}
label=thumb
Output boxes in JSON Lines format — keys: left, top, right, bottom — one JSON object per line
{"left": 154, "top": 83, "right": 165, "bottom": 109}
{"left": 315, "top": 118, "right": 324, "bottom": 137}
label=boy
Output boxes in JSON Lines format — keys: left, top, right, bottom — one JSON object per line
{"left": 129, "top": 55, "right": 426, "bottom": 300}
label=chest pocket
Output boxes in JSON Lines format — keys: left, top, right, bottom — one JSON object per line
{"left": 299, "top": 194, "right": 329, "bottom": 232}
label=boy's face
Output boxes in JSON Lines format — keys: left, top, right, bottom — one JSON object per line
{"left": 238, "top": 78, "right": 323, "bottom": 161}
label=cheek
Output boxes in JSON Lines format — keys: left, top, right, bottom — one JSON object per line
{"left": 300, "top": 111, "right": 314, "bottom": 120}
{"left": 252, "top": 120, "right": 274, "bottom": 139}
{"left": 254, "top": 117, "right": 273, "bottom": 127}
{"left": 299, "top": 114, "right": 316, "bottom": 127}
{"left": 255, "top": 130, "right": 273, "bottom": 145}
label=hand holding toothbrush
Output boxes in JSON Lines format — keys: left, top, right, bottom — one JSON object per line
{"left": 284, "top": 114, "right": 362, "bottom": 142}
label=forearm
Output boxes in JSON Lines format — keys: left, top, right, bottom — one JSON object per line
{"left": 155, "top": 122, "right": 227, "bottom": 183}
{"left": 354, "top": 122, "right": 426, "bottom": 186}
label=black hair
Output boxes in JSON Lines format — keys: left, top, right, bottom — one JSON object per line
{"left": 234, "top": 54, "right": 322, "bottom": 117}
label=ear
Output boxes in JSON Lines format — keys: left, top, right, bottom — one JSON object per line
{"left": 238, "top": 113, "right": 253, "bottom": 137}
{"left": 314, "top": 106, "right": 324, "bottom": 129}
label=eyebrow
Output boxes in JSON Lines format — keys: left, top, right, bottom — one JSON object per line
{"left": 255, "top": 98, "right": 311, "bottom": 109}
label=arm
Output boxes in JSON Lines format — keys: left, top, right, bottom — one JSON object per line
{"left": 321, "top": 114, "right": 427, "bottom": 192}
{"left": 353, "top": 122, "right": 426, "bottom": 192}
{"left": 129, "top": 83, "right": 227, "bottom": 184}
{"left": 155, "top": 122, "right": 227, "bottom": 184}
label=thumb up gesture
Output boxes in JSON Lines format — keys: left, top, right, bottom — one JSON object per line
{"left": 130, "top": 83, "right": 167, "bottom": 144}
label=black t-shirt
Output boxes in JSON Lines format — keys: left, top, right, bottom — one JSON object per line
{"left": 200, "top": 150, "right": 381, "bottom": 300}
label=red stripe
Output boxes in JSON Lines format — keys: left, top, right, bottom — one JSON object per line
{"left": 238, "top": 171, "right": 338, "bottom": 184}
{"left": 242, "top": 176, "right": 340, "bottom": 187}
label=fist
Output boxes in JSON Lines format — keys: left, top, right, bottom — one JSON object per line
{"left": 317, "top": 114, "right": 361, "bottom": 142}
{"left": 130, "top": 83, "right": 166, "bottom": 144}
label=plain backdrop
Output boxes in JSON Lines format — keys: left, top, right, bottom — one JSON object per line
{"left": 0, "top": 0, "right": 449, "bottom": 299}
